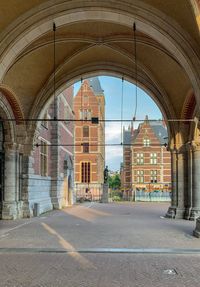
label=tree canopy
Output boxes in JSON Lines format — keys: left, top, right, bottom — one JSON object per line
{"left": 108, "top": 174, "right": 121, "bottom": 189}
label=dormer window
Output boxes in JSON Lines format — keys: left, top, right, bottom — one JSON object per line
{"left": 143, "top": 138, "right": 150, "bottom": 147}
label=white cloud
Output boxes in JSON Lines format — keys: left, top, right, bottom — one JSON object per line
{"left": 105, "top": 146, "right": 123, "bottom": 171}
{"left": 104, "top": 122, "right": 126, "bottom": 170}
{"left": 105, "top": 145, "right": 123, "bottom": 161}
{"left": 105, "top": 122, "right": 130, "bottom": 143}
{"left": 105, "top": 122, "right": 121, "bottom": 142}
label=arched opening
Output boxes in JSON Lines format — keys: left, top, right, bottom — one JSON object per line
{"left": 0, "top": 0, "right": 198, "bottom": 227}
{"left": 28, "top": 74, "right": 172, "bottom": 217}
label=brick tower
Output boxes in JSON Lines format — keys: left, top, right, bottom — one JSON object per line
{"left": 74, "top": 77, "right": 105, "bottom": 201}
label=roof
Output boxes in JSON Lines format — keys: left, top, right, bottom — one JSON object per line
{"left": 150, "top": 121, "right": 168, "bottom": 145}
{"left": 131, "top": 120, "right": 168, "bottom": 145}
{"left": 123, "top": 129, "right": 132, "bottom": 145}
{"left": 88, "top": 77, "right": 104, "bottom": 96}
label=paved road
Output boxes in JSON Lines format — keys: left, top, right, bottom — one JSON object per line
{"left": 0, "top": 202, "right": 200, "bottom": 286}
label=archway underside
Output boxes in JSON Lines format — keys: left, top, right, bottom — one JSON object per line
{"left": 1, "top": 19, "right": 193, "bottom": 123}
{"left": 0, "top": 1, "right": 199, "bottom": 128}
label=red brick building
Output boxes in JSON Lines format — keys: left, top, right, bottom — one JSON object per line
{"left": 74, "top": 78, "right": 105, "bottom": 200}
{"left": 31, "top": 87, "right": 74, "bottom": 214}
{"left": 122, "top": 116, "right": 171, "bottom": 197}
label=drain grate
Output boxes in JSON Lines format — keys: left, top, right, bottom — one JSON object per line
{"left": 163, "top": 269, "right": 177, "bottom": 275}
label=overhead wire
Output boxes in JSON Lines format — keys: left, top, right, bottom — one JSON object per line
{"left": 120, "top": 77, "right": 124, "bottom": 144}
{"left": 0, "top": 118, "right": 196, "bottom": 123}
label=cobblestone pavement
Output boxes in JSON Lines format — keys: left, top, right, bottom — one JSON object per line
{"left": 1, "top": 253, "right": 200, "bottom": 287}
{"left": 0, "top": 202, "right": 200, "bottom": 286}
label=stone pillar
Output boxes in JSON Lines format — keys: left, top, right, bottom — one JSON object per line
{"left": 100, "top": 183, "right": 109, "bottom": 203}
{"left": 175, "top": 148, "right": 188, "bottom": 219}
{"left": 185, "top": 143, "right": 193, "bottom": 219}
{"left": 194, "top": 217, "right": 200, "bottom": 238}
{"left": 21, "top": 154, "right": 35, "bottom": 217}
{"left": 2, "top": 145, "right": 18, "bottom": 219}
{"left": 50, "top": 119, "right": 62, "bottom": 209}
{"left": 190, "top": 142, "right": 200, "bottom": 220}
{"left": 166, "top": 149, "right": 177, "bottom": 218}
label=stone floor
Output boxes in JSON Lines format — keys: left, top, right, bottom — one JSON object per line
{"left": 0, "top": 202, "right": 200, "bottom": 286}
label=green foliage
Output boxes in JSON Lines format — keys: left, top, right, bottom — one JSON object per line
{"left": 110, "top": 190, "right": 123, "bottom": 201}
{"left": 112, "top": 195, "right": 122, "bottom": 202}
{"left": 108, "top": 174, "right": 121, "bottom": 189}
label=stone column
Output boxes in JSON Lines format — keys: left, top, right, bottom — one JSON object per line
{"left": 50, "top": 118, "right": 62, "bottom": 209}
{"left": 190, "top": 142, "right": 200, "bottom": 220}
{"left": 166, "top": 149, "right": 177, "bottom": 218}
{"left": 21, "top": 154, "right": 35, "bottom": 217}
{"left": 2, "top": 145, "right": 18, "bottom": 219}
{"left": 185, "top": 143, "right": 193, "bottom": 219}
{"left": 175, "top": 148, "right": 188, "bottom": 219}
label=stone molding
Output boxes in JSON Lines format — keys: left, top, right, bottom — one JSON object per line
{"left": 190, "top": 140, "right": 200, "bottom": 152}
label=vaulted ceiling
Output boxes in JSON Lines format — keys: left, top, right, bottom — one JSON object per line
{"left": 0, "top": 0, "right": 199, "bottom": 122}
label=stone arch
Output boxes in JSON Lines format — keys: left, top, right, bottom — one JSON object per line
{"left": 190, "top": 0, "right": 200, "bottom": 32}
{"left": 28, "top": 70, "right": 175, "bottom": 151}
{"left": 0, "top": 90, "right": 17, "bottom": 146}
{"left": 0, "top": 85, "right": 24, "bottom": 124}
{"left": 0, "top": 1, "right": 200, "bottom": 107}
{"left": 177, "top": 90, "right": 197, "bottom": 145}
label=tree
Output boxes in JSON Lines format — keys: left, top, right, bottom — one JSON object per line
{"left": 108, "top": 174, "right": 121, "bottom": 189}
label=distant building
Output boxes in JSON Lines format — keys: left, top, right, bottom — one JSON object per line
{"left": 122, "top": 116, "right": 171, "bottom": 198}
{"left": 74, "top": 77, "right": 105, "bottom": 201}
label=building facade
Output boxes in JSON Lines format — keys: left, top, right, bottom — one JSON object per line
{"left": 122, "top": 117, "right": 171, "bottom": 198}
{"left": 30, "top": 87, "right": 74, "bottom": 215}
{"left": 74, "top": 78, "right": 105, "bottom": 201}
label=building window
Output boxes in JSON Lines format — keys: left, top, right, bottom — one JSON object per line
{"left": 81, "top": 162, "right": 91, "bottom": 183}
{"left": 83, "top": 142, "right": 89, "bottom": 153}
{"left": 143, "top": 138, "right": 150, "bottom": 147}
{"left": 80, "top": 109, "right": 91, "bottom": 120}
{"left": 137, "top": 170, "right": 144, "bottom": 183}
{"left": 136, "top": 153, "right": 144, "bottom": 164}
{"left": 150, "top": 170, "right": 157, "bottom": 182}
{"left": 40, "top": 140, "right": 48, "bottom": 176}
{"left": 83, "top": 126, "right": 89, "bottom": 137}
{"left": 150, "top": 153, "right": 157, "bottom": 164}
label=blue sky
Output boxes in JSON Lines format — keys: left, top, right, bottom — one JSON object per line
{"left": 74, "top": 76, "right": 162, "bottom": 171}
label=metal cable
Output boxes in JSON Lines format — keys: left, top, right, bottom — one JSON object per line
{"left": 121, "top": 77, "right": 124, "bottom": 144}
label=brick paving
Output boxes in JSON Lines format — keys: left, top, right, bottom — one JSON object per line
{"left": 0, "top": 202, "right": 200, "bottom": 286}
